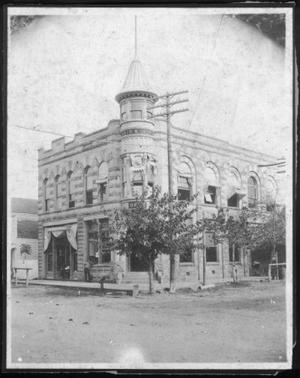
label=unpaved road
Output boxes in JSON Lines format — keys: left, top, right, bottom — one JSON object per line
{"left": 8, "top": 281, "right": 286, "bottom": 365}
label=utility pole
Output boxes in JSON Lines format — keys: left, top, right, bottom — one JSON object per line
{"left": 258, "top": 159, "right": 285, "bottom": 280}
{"left": 148, "top": 90, "right": 189, "bottom": 291}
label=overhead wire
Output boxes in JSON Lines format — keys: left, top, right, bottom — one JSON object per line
{"left": 11, "top": 125, "right": 73, "bottom": 138}
{"left": 186, "top": 14, "right": 225, "bottom": 132}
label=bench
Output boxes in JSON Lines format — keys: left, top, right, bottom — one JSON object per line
{"left": 13, "top": 267, "right": 33, "bottom": 287}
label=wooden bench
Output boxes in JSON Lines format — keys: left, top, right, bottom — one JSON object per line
{"left": 13, "top": 267, "right": 33, "bottom": 287}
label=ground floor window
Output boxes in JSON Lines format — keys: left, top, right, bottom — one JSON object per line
{"left": 206, "top": 247, "right": 217, "bottom": 262}
{"left": 87, "top": 219, "right": 111, "bottom": 264}
{"left": 205, "top": 233, "right": 218, "bottom": 262}
{"left": 180, "top": 246, "right": 193, "bottom": 263}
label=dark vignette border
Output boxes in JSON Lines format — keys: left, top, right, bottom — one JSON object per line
{"left": 1, "top": 0, "right": 298, "bottom": 376}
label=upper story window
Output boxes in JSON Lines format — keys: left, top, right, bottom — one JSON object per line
{"left": 265, "top": 178, "right": 277, "bottom": 211}
{"left": 43, "top": 178, "right": 50, "bottom": 212}
{"left": 121, "top": 112, "right": 127, "bottom": 121}
{"left": 248, "top": 176, "right": 258, "bottom": 208}
{"left": 97, "top": 162, "right": 108, "bottom": 202}
{"left": 177, "top": 161, "right": 193, "bottom": 202}
{"left": 67, "top": 171, "right": 75, "bottom": 209}
{"left": 131, "top": 169, "right": 143, "bottom": 197}
{"left": 227, "top": 170, "right": 244, "bottom": 208}
{"left": 177, "top": 176, "right": 191, "bottom": 201}
{"left": 85, "top": 166, "right": 94, "bottom": 205}
{"left": 54, "top": 175, "right": 62, "bottom": 209}
{"left": 130, "top": 110, "right": 142, "bottom": 119}
{"left": 204, "top": 166, "right": 219, "bottom": 205}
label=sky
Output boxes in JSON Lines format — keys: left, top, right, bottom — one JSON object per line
{"left": 7, "top": 7, "right": 293, "bottom": 199}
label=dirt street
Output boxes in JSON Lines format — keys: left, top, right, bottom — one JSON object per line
{"left": 9, "top": 281, "right": 286, "bottom": 365}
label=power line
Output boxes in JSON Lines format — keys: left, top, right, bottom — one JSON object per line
{"left": 187, "top": 14, "right": 225, "bottom": 131}
{"left": 11, "top": 125, "right": 73, "bottom": 138}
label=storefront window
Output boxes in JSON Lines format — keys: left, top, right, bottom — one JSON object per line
{"left": 47, "top": 249, "right": 53, "bottom": 271}
{"left": 87, "top": 219, "right": 111, "bottom": 264}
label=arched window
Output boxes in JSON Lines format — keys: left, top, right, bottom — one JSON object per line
{"left": 227, "top": 170, "right": 244, "bottom": 208}
{"left": 265, "top": 178, "right": 277, "bottom": 211}
{"left": 67, "top": 171, "right": 75, "bottom": 208}
{"left": 55, "top": 175, "right": 62, "bottom": 209}
{"left": 97, "top": 162, "right": 108, "bottom": 202}
{"left": 177, "top": 161, "right": 192, "bottom": 201}
{"left": 85, "top": 166, "right": 94, "bottom": 205}
{"left": 203, "top": 166, "right": 219, "bottom": 205}
{"left": 248, "top": 176, "right": 258, "bottom": 208}
{"left": 43, "top": 178, "right": 50, "bottom": 212}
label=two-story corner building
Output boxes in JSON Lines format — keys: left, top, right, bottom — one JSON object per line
{"left": 11, "top": 198, "right": 39, "bottom": 279}
{"left": 37, "top": 48, "right": 282, "bottom": 286}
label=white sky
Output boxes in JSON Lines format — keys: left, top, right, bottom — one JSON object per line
{"left": 7, "top": 8, "right": 293, "bottom": 199}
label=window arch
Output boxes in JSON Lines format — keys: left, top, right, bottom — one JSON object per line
{"left": 177, "top": 161, "right": 193, "bottom": 201}
{"left": 84, "top": 166, "right": 94, "bottom": 205}
{"left": 67, "top": 171, "right": 75, "bottom": 208}
{"left": 54, "top": 175, "right": 62, "bottom": 209}
{"left": 248, "top": 176, "right": 258, "bottom": 208}
{"left": 43, "top": 178, "right": 50, "bottom": 212}
{"left": 98, "top": 162, "right": 108, "bottom": 202}
{"left": 227, "top": 169, "right": 243, "bottom": 208}
{"left": 265, "top": 177, "right": 277, "bottom": 211}
{"left": 203, "top": 165, "right": 219, "bottom": 205}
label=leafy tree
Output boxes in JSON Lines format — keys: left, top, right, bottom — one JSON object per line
{"left": 111, "top": 186, "right": 204, "bottom": 293}
{"left": 253, "top": 205, "right": 286, "bottom": 261}
{"left": 204, "top": 207, "right": 268, "bottom": 278}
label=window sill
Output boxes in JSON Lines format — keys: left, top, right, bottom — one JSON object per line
{"left": 179, "top": 262, "right": 195, "bottom": 266}
{"left": 206, "top": 262, "right": 219, "bottom": 265}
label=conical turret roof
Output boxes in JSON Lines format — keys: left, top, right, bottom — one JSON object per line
{"left": 121, "top": 58, "right": 151, "bottom": 92}
{"left": 115, "top": 58, "right": 157, "bottom": 103}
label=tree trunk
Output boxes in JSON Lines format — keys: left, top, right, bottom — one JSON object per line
{"left": 169, "top": 254, "right": 176, "bottom": 293}
{"left": 148, "top": 258, "right": 153, "bottom": 294}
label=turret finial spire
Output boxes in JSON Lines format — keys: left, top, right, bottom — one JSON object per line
{"left": 134, "top": 15, "right": 138, "bottom": 59}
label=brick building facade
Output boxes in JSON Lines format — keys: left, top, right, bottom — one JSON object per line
{"left": 37, "top": 51, "right": 281, "bottom": 285}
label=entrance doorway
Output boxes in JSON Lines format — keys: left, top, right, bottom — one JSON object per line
{"left": 45, "top": 233, "right": 76, "bottom": 280}
{"left": 56, "top": 238, "right": 71, "bottom": 280}
{"left": 129, "top": 253, "right": 148, "bottom": 272}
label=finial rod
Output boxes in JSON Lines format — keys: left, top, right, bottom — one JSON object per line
{"left": 134, "top": 15, "right": 137, "bottom": 58}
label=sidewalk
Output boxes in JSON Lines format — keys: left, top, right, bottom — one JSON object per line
{"left": 12, "top": 275, "right": 271, "bottom": 294}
